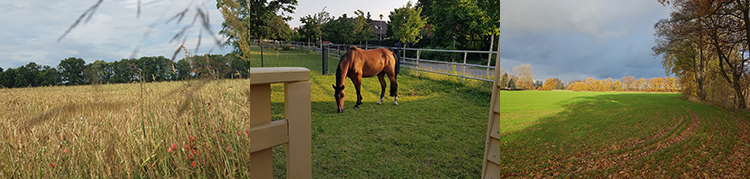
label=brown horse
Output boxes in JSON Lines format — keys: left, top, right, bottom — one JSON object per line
{"left": 332, "top": 46, "right": 398, "bottom": 113}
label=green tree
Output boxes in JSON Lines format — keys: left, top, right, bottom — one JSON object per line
{"left": 13, "top": 66, "right": 30, "bottom": 87}
{"left": 354, "top": 10, "right": 374, "bottom": 43}
{"left": 59, "top": 57, "right": 87, "bottom": 85}
{"left": 268, "top": 15, "right": 293, "bottom": 41}
{"left": 189, "top": 54, "right": 233, "bottom": 78}
{"left": 20, "top": 62, "right": 43, "bottom": 87}
{"left": 418, "top": 0, "right": 499, "bottom": 49}
{"left": 300, "top": 7, "right": 331, "bottom": 44}
{"left": 136, "top": 56, "right": 173, "bottom": 82}
{"left": 89, "top": 60, "right": 113, "bottom": 84}
{"left": 110, "top": 59, "right": 136, "bottom": 83}
{"left": 387, "top": 2, "right": 428, "bottom": 46}
{"left": 40, "top": 66, "right": 61, "bottom": 86}
{"left": 217, "top": 0, "right": 298, "bottom": 67}
{"left": 0, "top": 68, "right": 15, "bottom": 88}
{"left": 228, "top": 53, "right": 250, "bottom": 78}
{"left": 322, "top": 14, "right": 356, "bottom": 44}
{"left": 175, "top": 59, "right": 192, "bottom": 80}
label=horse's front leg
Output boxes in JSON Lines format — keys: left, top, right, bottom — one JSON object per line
{"left": 352, "top": 78, "right": 363, "bottom": 109}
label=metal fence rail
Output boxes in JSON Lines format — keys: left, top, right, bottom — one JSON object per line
{"left": 257, "top": 40, "right": 498, "bottom": 83}
{"left": 394, "top": 47, "right": 497, "bottom": 83}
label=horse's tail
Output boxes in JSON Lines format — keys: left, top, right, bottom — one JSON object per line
{"left": 389, "top": 48, "right": 400, "bottom": 76}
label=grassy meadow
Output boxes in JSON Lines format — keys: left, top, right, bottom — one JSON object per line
{"left": 0, "top": 46, "right": 492, "bottom": 178}
{"left": 498, "top": 90, "right": 750, "bottom": 177}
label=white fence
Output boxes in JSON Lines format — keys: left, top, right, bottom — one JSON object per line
{"left": 251, "top": 40, "right": 498, "bottom": 83}
{"left": 321, "top": 44, "right": 497, "bottom": 82}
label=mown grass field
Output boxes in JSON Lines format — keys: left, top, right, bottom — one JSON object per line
{"left": 498, "top": 90, "right": 750, "bottom": 178}
{"left": 0, "top": 46, "right": 492, "bottom": 178}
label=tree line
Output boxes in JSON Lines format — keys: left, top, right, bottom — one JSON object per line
{"left": 498, "top": 64, "right": 680, "bottom": 92}
{"left": 654, "top": 0, "right": 750, "bottom": 109}
{"left": 0, "top": 54, "right": 250, "bottom": 88}
{"left": 221, "top": 0, "right": 498, "bottom": 50}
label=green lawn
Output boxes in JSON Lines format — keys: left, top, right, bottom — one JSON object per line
{"left": 498, "top": 90, "right": 750, "bottom": 177}
{"left": 242, "top": 47, "right": 492, "bottom": 178}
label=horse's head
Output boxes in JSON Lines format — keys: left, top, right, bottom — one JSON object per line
{"left": 332, "top": 84, "right": 345, "bottom": 113}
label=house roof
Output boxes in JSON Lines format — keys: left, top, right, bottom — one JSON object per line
{"left": 371, "top": 20, "right": 387, "bottom": 36}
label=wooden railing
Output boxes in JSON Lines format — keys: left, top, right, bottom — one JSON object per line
{"left": 248, "top": 67, "right": 311, "bottom": 178}
{"left": 482, "top": 37, "right": 501, "bottom": 179}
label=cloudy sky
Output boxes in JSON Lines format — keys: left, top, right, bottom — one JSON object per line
{"left": 500, "top": 0, "right": 673, "bottom": 81}
{"left": 0, "top": 0, "right": 412, "bottom": 70}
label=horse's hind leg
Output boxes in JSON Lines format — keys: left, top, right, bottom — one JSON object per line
{"left": 388, "top": 72, "right": 398, "bottom": 105}
{"left": 377, "top": 73, "right": 387, "bottom": 105}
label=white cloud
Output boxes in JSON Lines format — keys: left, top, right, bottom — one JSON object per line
{"left": 0, "top": 0, "right": 228, "bottom": 69}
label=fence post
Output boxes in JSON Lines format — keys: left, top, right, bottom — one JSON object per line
{"left": 322, "top": 45, "right": 328, "bottom": 75}
{"left": 462, "top": 52, "right": 467, "bottom": 83}
{"left": 285, "top": 81, "right": 312, "bottom": 178}
{"left": 486, "top": 53, "right": 492, "bottom": 78}
{"left": 249, "top": 83, "right": 273, "bottom": 178}
{"left": 416, "top": 50, "right": 421, "bottom": 76}
{"left": 394, "top": 43, "right": 402, "bottom": 75}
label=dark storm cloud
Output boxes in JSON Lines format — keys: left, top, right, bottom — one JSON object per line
{"left": 500, "top": 0, "right": 673, "bottom": 81}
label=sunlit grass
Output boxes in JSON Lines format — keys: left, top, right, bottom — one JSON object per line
{"left": 498, "top": 91, "right": 750, "bottom": 177}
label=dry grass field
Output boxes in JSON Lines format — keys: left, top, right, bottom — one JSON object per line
{"left": 1, "top": 79, "right": 260, "bottom": 177}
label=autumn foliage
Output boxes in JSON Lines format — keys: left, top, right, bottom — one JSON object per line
{"left": 561, "top": 76, "right": 679, "bottom": 92}
{"left": 655, "top": 0, "right": 750, "bottom": 109}
{"left": 501, "top": 64, "right": 679, "bottom": 92}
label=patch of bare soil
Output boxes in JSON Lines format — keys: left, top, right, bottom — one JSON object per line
{"left": 712, "top": 110, "right": 750, "bottom": 177}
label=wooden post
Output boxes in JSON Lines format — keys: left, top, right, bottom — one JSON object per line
{"left": 285, "top": 81, "right": 312, "bottom": 178}
{"left": 249, "top": 83, "right": 273, "bottom": 178}
{"left": 482, "top": 35, "right": 501, "bottom": 179}
{"left": 248, "top": 67, "right": 311, "bottom": 179}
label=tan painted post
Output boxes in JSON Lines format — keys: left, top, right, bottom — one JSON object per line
{"left": 249, "top": 83, "right": 274, "bottom": 178}
{"left": 482, "top": 36, "right": 501, "bottom": 179}
{"left": 285, "top": 81, "right": 312, "bottom": 178}
{"left": 248, "top": 67, "right": 311, "bottom": 179}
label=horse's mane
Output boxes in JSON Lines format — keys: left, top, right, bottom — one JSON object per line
{"left": 335, "top": 55, "right": 345, "bottom": 88}
{"left": 336, "top": 46, "right": 362, "bottom": 87}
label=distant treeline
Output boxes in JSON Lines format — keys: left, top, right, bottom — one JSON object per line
{"left": 0, "top": 54, "right": 251, "bottom": 88}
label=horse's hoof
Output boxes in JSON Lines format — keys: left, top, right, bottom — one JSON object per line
{"left": 337, "top": 109, "right": 343, "bottom": 113}
{"left": 376, "top": 102, "right": 382, "bottom": 105}
{"left": 393, "top": 102, "right": 398, "bottom": 106}
{"left": 353, "top": 106, "right": 359, "bottom": 109}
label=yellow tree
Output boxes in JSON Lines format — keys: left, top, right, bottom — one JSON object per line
{"left": 595, "top": 80, "right": 607, "bottom": 92}
{"left": 636, "top": 78, "right": 647, "bottom": 91}
{"left": 542, "top": 78, "right": 559, "bottom": 91}
{"left": 571, "top": 82, "right": 588, "bottom": 91}
{"left": 584, "top": 78, "right": 596, "bottom": 91}
{"left": 622, "top": 76, "right": 636, "bottom": 91}
{"left": 614, "top": 80, "right": 623, "bottom": 91}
